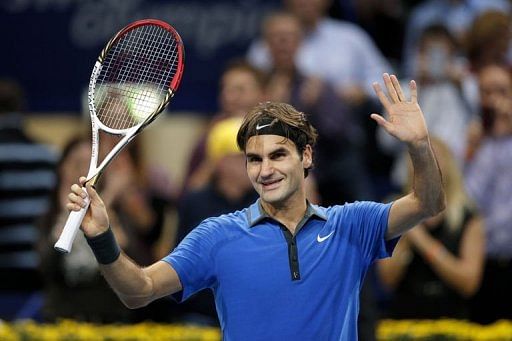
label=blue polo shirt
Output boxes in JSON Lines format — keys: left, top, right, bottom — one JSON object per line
{"left": 163, "top": 200, "right": 396, "bottom": 340}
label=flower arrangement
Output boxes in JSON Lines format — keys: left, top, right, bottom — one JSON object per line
{"left": 0, "top": 320, "right": 221, "bottom": 341}
{"left": 1, "top": 319, "right": 511, "bottom": 340}
{"left": 378, "top": 319, "right": 512, "bottom": 340}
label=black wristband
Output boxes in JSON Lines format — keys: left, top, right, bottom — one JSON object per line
{"left": 86, "top": 227, "right": 121, "bottom": 265}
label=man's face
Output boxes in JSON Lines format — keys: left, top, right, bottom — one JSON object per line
{"left": 219, "top": 69, "right": 263, "bottom": 117}
{"left": 245, "top": 134, "right": 312, "bottom": 205}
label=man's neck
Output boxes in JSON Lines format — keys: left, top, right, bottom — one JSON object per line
{"left": 260, "top": 193, "right": 308, "bottom": 234}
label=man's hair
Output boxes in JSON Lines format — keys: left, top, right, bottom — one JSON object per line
{"left": 236, "top": 101, "right": 318, "bottom": 177}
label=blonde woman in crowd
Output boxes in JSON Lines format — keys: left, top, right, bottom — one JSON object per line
{"left": 378, "top": 137, "right": 484, "bottom": 319}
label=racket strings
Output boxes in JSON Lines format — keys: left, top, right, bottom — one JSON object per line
{"left": 95, "top": 24, "right": 180, "bottom": 131}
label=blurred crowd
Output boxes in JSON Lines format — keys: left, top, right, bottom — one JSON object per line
{"left": 1, "top": 0, "right": 512, "bottom": 339}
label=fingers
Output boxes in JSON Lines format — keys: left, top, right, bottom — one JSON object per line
{"left": 66, "top": 202, "right": 82, "bottom": 212}
{"left": 71, "top": 183, "right": 87, "bottom": 199}
{"left": 373, "top": 73, "right": 407, "bottom": 110}
{"left": 383, "top": 73, "right": 400, "bottom": 103}
{"left": 85, "top": 181, "right": 100, "bottom": 202}
{"left": 390, "top": 74, "right": 405, "bottom": 102}
{"left": 375, "top": 73, "right": 417, "bottom": 104}
{"left": 67, "top": 178, "right": 89, "bottom": 211}
{"left": 410, "top": 80, "right": 418, "bottom": 103}
{"left": 372, "top": 82, "right": 391, "bottom": 112}
{"left": 67, "top": 191, "right": 86, "bottom": 211}
{"left": 370, "top": 113, "right": 393, "bottom": 133}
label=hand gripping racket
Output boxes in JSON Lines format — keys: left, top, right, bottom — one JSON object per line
{"left": 54, "top": 19, "right": 184, "bottom": 253}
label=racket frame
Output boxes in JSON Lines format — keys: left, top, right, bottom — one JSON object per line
{"left": 54, "top": 19, "right": 184, "bottom": 253}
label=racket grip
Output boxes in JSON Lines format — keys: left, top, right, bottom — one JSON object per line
{"left": 54, "top": 190, "right": 90, "bottom": 253}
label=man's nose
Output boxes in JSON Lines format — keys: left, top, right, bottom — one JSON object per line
{"left": 260, "top": 158, "right": 274, "bottom": 177}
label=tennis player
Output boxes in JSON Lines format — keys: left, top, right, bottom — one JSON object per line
{"left": 66, "top": 73, "right": 445, "bottom": 340}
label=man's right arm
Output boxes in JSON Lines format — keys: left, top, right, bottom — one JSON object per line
{"left": 67, "top": 178, "right": 182, "bottom": 309}
{"left": 99, "top": 256, "right": 182, "bottom": 309}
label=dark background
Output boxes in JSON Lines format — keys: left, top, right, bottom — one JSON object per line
{"left": 0, "top": 0, "right": 280, "bottom": 114}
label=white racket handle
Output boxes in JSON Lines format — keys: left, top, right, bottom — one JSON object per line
{"left": 54, "top": 188, "right": 90, "bottom": 253}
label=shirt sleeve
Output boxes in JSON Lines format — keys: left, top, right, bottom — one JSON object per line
{"left": 162, "top": 220, "right": 218, "bottom": 302}
{"left": 345, "top": 201, "right": 396, "bottom": 264}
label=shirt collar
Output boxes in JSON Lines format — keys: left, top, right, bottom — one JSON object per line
{"left": 247, "top": 199, "right": 327, "bottom": 227}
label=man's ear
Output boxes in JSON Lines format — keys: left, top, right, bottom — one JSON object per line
{"left": 302, "top": 144, "right": 313, "bottom": 169}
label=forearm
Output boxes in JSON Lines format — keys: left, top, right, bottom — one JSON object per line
{"left": 99, "top": 253, "right": 156, "bottom": 309}
{"left": 378, "top": 259, "right": 406, "bottom": 289}
{"left": 86, "top": 228, "right": 156, "bottom": 309}
{"left": 413, "top": 234, "right": 479, "bottom": 297}
{"left": 378, "top": 240, "right": 412, "bottom": 289}
{"left": 408, "top": 139, "right": 445, "bottom": 217}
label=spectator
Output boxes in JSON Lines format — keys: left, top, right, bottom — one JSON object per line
{"left": 247, "top": 0, "right": 392, "bottom": 106}
{"left": 183, "top": 60, "right": 266, "bottom": 192}
{"left": 39, "top": 137, "right": 131, "bottom": 323}
{"left": 378, "top": 137, "right": 484, "bottom": 319}
{"left": 249, "top": 0, "right": 396, "bottom": 196}
{"left": 402, "top": 0, "right": 509, "bottom": 77}
{"left": 262, "top": 11, "right": 372, "bottom": 205}
{"left": 339, "top": 0, "right": 405, "bottom": 65}
{"left": 177, "top": 117, "right": 257, "bottom": 243}
{"left": 378, "top": 24, "right": 474, "bottom": 187}
{"left": 0, "top": 79, "right": 57, "bottom": 321}
{"left": 465, "top": 63, "right": 512, "bottom": 324}
{"left": 40, "top": 132, "right": 176, "bottom": 323}
{"left": 98, "top": 133, "right": 175, "bottom": 266}
{"left": 466, "top": 10, "right": 512, "bottom": 73}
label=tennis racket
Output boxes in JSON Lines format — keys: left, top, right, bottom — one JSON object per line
{"left": 54, "top": 19, "right": 185, "bottom": 253}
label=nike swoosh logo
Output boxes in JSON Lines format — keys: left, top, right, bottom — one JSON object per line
{"left": 256, "top": 123, "right": 273, "bottom": 130}
{"left": 317, "top": 230, "right": 334, "bottom": 243}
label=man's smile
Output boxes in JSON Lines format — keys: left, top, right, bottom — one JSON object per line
{"left": 260, "top": 178, "right": 283, "bottom": 190}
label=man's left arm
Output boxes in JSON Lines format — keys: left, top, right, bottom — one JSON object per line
{"left": 386, "top": 139, "right": 445, "bottom": 239}
{"left": 371, "top": 73, "right": 445, "bottom": 240}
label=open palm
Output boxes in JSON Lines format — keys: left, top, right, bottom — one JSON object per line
{"left": 371, "top": 73, "right": 428, "bottom": 145}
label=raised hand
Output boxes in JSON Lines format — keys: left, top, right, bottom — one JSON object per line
{"left": 67, "top": 177, "right": 110, "bottom": 238}
{"left": 371, "top": 73, "right": 428, "bottom": 147}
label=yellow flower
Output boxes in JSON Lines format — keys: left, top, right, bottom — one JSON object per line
{"left": 377, "top": 319, "right": 512, "bottom": 340}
